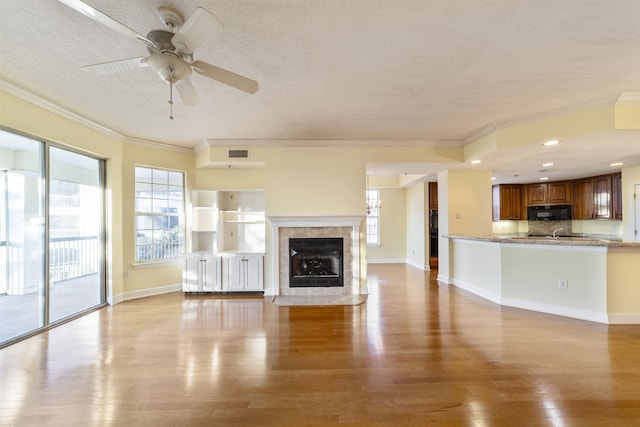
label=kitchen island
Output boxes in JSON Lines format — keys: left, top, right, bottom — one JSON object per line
{"left": 442, "top": 235, "right": 640, "bottom": 324}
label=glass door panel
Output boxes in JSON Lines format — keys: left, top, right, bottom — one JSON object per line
{"left": 0, "top": 131, "right": 45, "bottom": 343}
{"left": 48, "top": 147, "right": 103, "bottom": 322}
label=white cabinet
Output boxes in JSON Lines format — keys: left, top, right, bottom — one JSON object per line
{"left": 222, "top": 254, "right": 264, "bottom": 292}
{"left": 182, "top": 254, "right": 221, "bottom": 292}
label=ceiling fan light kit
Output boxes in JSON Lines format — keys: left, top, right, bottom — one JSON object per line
{"left": 57, "top": 0, "right": 259, "bottom": 119}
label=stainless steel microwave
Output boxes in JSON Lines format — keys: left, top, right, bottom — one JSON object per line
{"left": 527, "top": 205, "right": 572, "bottom": 221}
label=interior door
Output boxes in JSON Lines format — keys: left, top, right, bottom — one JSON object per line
{"left": 635, "top": 184, "right": 640, "bottom": 241}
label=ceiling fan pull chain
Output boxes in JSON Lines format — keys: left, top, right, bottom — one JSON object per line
{"left": 169, "top": 80, "right": 175, "bottom": 120}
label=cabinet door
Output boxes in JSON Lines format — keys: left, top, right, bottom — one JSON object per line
{"left": 593, "top": 175, "right": 612, "bottom": 219}
{"left": 244, "top": 256, "right": 264, "bottom": 291}
{"left": 223, "top": 256, "right": 244, "bottom": 291}
{"left": 201, "top": 255, "right": 221, "bottom": 291}
{"left": 572, "top": 179, "right": 594, "bottom": 219}
{"left": 526, "top": 184, "right": 547, "bottom": 206}
{"left": 612, "top": 173, "right": 623, "bottom": 220}
{"left": 493, "top": 185, "right": 522, "bottom": 220}
{"left": 182, "top": 256, "right": 201, "bottom": 291}
{"left": 547, "top": 181, "right": 571, "bottom": 204}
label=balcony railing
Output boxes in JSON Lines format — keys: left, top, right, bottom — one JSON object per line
{"left": 49, "top": 236, "right": 99, "bottom": 281}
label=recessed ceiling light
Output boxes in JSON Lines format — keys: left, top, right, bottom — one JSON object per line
{"left": 542, "top": 162, "right": 554, "bottom": 167}
{"left": 610, "top": 162, "right": 624, "bottom": 167}
{"left": 540, "top": 177, "right": 549, "bottom": 181}
{"left": 491, "top": 176, "right": 496, "bottom": 180}
{"left": 543, "top": 140, "right": 560, "bottom": 146}
{"left": 470, "top": 160, "right": 481, "bottom": 164}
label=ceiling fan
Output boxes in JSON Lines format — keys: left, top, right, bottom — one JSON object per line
{"left": 57, "top": 0, "right": 259, "bottom": 119}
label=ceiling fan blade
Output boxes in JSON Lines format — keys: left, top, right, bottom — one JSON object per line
{"left": 171, "top": 7, "right": 223, "bottom": 53}
{"left": 57, "top": 0, "right": 153, "bottom": 46}
{"left": 192, "top": 61, "right": 259, "bottom": 94}
{"left": 176, "top": 78, "right": 199, "bottom": 105}
{"left": 82, "top": 57, "right": 148, "bottom": 75}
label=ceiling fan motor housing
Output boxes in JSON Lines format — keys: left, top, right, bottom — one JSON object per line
{"left": 157, "top": 6, "right": 184, "bottom": 31}
{"left": 146, "top": 30, "right": 176, "bottom": 53}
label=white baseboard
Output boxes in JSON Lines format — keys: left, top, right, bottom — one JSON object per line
{"left": 501, "top": 296, "right": 609, "bottom": 324}
{"left": 452, "top": 278, "right": 502, "bottom": 305}
{"left": 406, "top": 259, "right": 429, "bottom": 271}
{"left": 608, "top": 313, "right": 640, "bottom": 324}
{"left": 109, "top": 283, "right": 181, "bottom": 305}
{"left": 437, "top": 273, "right": 450, "bottom": 284}
{"left": 367, "top": 258, "right": 407, "bottom": 264}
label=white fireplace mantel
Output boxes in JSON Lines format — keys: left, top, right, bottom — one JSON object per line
{"left": 267, "top": 215, "right": 364, "bottom": 228}
{"left": 265, "top": 215, "right": 366, "bottom": 298}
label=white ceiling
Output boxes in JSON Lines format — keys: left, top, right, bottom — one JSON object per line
{"left": 1, "top": 0, "right": 639, "bottom": 183}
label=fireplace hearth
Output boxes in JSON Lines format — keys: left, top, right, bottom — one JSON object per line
{"left": 289, "top": 238, "right": 343, "bottom": 287}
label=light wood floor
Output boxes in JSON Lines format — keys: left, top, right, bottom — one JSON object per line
{"left": 1, "top": 264, "right": 639, "bottom": 426}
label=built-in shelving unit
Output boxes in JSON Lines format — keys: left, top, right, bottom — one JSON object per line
{"left": 185, "top": 189, "right": 265, "bottom": 293}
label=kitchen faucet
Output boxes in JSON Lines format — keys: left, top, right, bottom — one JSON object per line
{"left": 552, "top": 228, "right": 565, "bottom": 238}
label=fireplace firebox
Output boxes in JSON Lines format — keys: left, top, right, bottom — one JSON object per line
{"left": 289, "top": 238, "right": 343, "bottom": 287}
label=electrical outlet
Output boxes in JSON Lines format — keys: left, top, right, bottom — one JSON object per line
{"left": 558, "top": 279, "right": 568, "bottom": 289}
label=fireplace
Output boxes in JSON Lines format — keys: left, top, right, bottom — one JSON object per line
{"left": 289, "top": 238, "right": 343, "bottom": 287}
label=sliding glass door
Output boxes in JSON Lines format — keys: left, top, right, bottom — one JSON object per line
{"left": 0, "top": 134, "right": 45, "bottom": 341}
{"left": 49, "top": 147, "right": 104, "bottom": 322}
{"left": 0, "top": 129, "right": 105, "bottom": 346}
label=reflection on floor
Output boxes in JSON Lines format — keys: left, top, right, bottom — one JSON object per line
{"left": 1, "top": 265, "right": 639, "bottom": 426}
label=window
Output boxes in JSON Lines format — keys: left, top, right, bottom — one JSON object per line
{"left": 366, "top": 189, "right": 380, "bottom": 246}
{"left": 134, "top": 167, "right": 185, "bottom": 262}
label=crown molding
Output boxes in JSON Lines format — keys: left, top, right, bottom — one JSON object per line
{"left": 1, "top": 79, "right": 192, "bottom": 153}
{"left": 616, "top": 91, "right": 640, "bottom": 105}
{"left": 205, "top": 138, "right": 460, "bottom": 148}
{"left": 462, "top": 95, "right": 622, "bottom": 145}
{"left": 0, "top": 79, "right": 124, "bottom": 141}
{"left": 124, "top": 136, "right": 192, "bottom": 154}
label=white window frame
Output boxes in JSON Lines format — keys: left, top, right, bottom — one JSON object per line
{"left": 366, "top": 189, "right": 381, "bottom": 246}
{"left": 134, "top": 166, "right": 185, "bottom": 263}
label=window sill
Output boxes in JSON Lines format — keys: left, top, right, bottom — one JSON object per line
{"left": 132, "top": 259, "right": 182, "bottom": 269}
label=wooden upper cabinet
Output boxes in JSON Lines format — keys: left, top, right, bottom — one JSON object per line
{"left": 612, "top": 173, "right": 622, "bottom": 220}
{"left": 428, "top": 182, "right": 438, "bottom": 210}
{"left": 526, "top": 183, "right": 547, "bottom": 205}
{"left": 572, "top": 178, "right": 594, "bottom": 219}
{"left": 493, "top": 184, "right": 524, "bottom": 221}
{"left": 593, "top": 174, "right": 613, "bottom": 219}
{"left": 547, "top": 181, "right": 571, "bottom": 204}
{"left": 526, "top": 181, "right": 571, "bottom": 206}
{"left": 572, "top": 174, "right": 614, "bottom": 220}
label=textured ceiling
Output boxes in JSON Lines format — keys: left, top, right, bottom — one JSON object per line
{"left": 1, "top": 0, "right": 639, "bottom": 182}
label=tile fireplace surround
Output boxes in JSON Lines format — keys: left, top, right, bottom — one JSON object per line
{"left": 266, "top": 216, "right": 366, "bottom": 306}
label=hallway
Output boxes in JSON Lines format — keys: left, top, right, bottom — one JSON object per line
{"left": 1, "top": 264, "right": 639, "bottom": 426}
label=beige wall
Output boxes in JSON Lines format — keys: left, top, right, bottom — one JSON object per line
{"left": 405, "top": 182, "right": 426, "bottom": 269}
{"left": 263, "top": 147, "right": 366, "bottom": 216}
{"left": 607, "top": 247, "right": 640, "bottom": 322}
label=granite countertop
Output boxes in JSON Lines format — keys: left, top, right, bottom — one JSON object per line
{"left": 445, "top": 234, "right": 640, "bottom": 247}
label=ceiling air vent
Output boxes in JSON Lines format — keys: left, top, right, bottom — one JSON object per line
{"left": 228, "top": 149, "right": 249, "bottom": 159}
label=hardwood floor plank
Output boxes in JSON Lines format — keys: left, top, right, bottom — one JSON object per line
{"left": 1, "top": 264, "right": 639, "bottom": 426}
